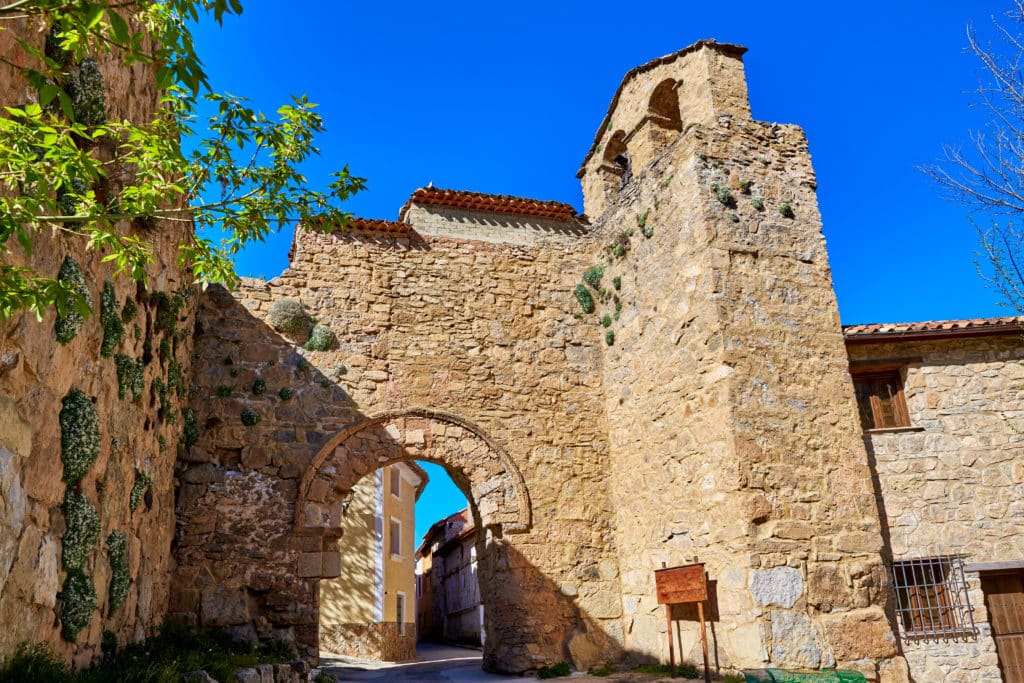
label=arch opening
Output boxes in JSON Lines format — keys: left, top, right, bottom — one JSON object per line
{"left": 648, "top": 78, "right": 682, "bottom": 129}
{"left": 297, "top": 409, "right": 530, "bottom": 670}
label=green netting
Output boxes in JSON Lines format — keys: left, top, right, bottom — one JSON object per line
{"left": 743, "top": 670, "right": 867, "bottom": 683}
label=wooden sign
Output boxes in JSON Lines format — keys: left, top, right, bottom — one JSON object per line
{"left": 655, "top": 562, "right": 708, "bottom": 605}
{"left": 656, "top": 562, "right": 711, "bottom": 683}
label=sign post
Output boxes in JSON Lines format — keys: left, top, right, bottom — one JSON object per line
{"left": 655, "top": 561, "right": 711, "bottom": 683}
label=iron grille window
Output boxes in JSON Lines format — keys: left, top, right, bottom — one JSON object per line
{"left": 891, "top": 555, "right": 977, "bottom": 640}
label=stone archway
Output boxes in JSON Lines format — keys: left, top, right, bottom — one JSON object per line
{"left": 296, "top": 407, "right": 530, "bottom": 534}
{"left": 295, "top": 408, "right": 532, "bottom": 670}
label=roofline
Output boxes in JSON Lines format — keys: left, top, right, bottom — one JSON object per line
{"left": 415, "top": 507, "right": 469, "bottom": 557}
{"left": 398, "top": 186, "right": 581, "bottom": 224}
{"left": 576, "top": 39, "right": 748, "bottom": 178}
{"left": 843, "top": 319, "right": 1023, "bottom": 345}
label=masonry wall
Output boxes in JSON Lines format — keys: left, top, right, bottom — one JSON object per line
{"left": 0, "top": 17, "right": 195, "bottom": 668}
{"left": 174, "top": 215, "right": 625, "bottom": 672}
{"left": 582, "top": 44, "right": 904, "bottom": 680}
{"left": 275, "top": 220, "right": 624, "bottom": 671}
{"left": 848, "top": 334, "right": 1024, "bottom": 682}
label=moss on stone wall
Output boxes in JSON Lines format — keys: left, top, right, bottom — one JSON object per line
{"left": 60, "top": 569, "right": 96, "bottom": 642}
{"left": 60, "top": 389, "right": 100, "bottom": 484}
{"left": 129, "top": 471, "right": 152, "bottom": 512}
{"left": 99, "top": 282, "right": 125, "bottom": 357}
{"left": 114, "top": 355, "right": 144, "bottom": 401}
{"left": 304, "top": 324, "right": 336, "bottom": 351}
{"left": 151, "top": 291, "right": 184, "bottom": 336}
{"left": 54, "top": 257, "right": 93, "bottom": 345}
{"left": 106, "top": 531, "right": 130, "bottom": 612}
{"left": 66, "top": 57, "right": 106, "bottom": 126}
{"left": 266, "top": 298, "right": 310, "bottom": 334}
{"left": 574, "top": 285, "right": 595, "bottom": 314}
{"left": 181, "top": 408, "right": 199, "bottom": 448}
{"left": 62, "top": 490, "right": 100, "bottom": 571}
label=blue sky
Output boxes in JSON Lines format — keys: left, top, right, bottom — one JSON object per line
{"left": 191, "top": 0, "right": 1018, "bottom": 541}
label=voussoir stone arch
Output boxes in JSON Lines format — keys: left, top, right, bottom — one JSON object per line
{"left": 295, "top": 407, "right": 531, "bottom": 535}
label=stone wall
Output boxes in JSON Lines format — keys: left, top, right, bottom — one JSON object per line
{"left": 848, "top": 333, "right": 1024, "bottom": 682}
{"left": 320, "top": 622, "right": 416, "bottom": 662}
{"left": 581, "top": 42, "right": 904, "bottom": 680}
{"left": 0, "top": 14, "right": 196, "bottom": 670}
{"left": 173, "top": 213, "right": 624, "bottom": 672}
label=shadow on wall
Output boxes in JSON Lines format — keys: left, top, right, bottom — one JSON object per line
{"left": 170, "top": 286, "right": 621, "bottom": 675}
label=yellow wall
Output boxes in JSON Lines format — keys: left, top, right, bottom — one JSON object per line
{"left": 320, "top": 470, "right": 380, "bottom": 625}
{"left": 383, "top": 463, "right": 420, "bottom": 628}
{"left": 319, "top": 463, "right": 422, "bottom": 630}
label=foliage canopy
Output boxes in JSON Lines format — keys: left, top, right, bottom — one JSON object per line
{"left": 0, "top": 0, "right": 365, "bottom": 321}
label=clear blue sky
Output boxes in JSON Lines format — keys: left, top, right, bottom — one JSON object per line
{"left": 191, "top": 0, "right": 1017, "bottom": 541}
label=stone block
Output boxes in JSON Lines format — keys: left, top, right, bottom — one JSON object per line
{"left": 819, "top": 609, "right": 898, "bottom": 661}
{"left": 296, "top": 552, "right": 322, "bottom": 578}
{"left": 749, "top": 567, "right": 803, "bottom": 608}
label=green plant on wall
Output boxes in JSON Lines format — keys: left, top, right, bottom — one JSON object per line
{"left": 60, "top": 569, "right": 96, "bottom": 642}
{"left": 114, "top": 355, "right": 145, "bottom": 401}
{"left": 252, "top": 377, "right": 267, "bottom": 395}
{"left": 121, "top": 296, "right": 137, "bottom": 323}
{"left": 106, "top": 531, "right": 130, "bottom": 612}
{"left": 216, "top": 385, "right": 232, "bottom": 397}
{"left": 605, "top": 330, "right": 615, "bottom": 346}
{"left": 129, "top": 470, "right": 153, "bottom": 512}
{"left": 601, "top": 314, "right": 612, "bottom": 328}
{"left": 778, "top": 201, "right": 795, "bottom": 218}
{"left": 612, "top": 276, "right": 621, "bottom": 290}
{"left": 240, "top": 408, "right": 261, "bottom": 426}
{"left": 278, "top": 387, "right": 294, "bottom": 401}
{"left": 99, "top": 282, "right": 124, "bottom": 357}
{"left": 60, "top": 389, "right": 99, "bottom": 484}
{"left": 151, "top": 291, "right": 185, "bottom": 336}
{"left": 582, "top": 264, "right": 604, "bottom": 290}
{"left": 182, "top": 408, "right": 199, "bottom": 448}
{"left": 304, "top": 323, "right": 336, "bottom": 351}
{"left": 636, "top": 210, "right": 650, "bottom": 229}
{"left": 62, "top": 489, "right": 100, "bottom": 571}
{"left": 267, "top": 297, "right": 311, "bottom": 334}
{"left": 54, "top": 257, "right": 93, "bottom": 345}
{"left": 574, "top": 284, "right": 595, "bottom": 314}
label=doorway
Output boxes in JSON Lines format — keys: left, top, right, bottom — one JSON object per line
{"left": 981, "top": 570, "right": 1024, "bottom": 683}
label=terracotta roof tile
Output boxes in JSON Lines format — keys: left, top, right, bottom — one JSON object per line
{"left": 843, "top": 316, "right": 1023, "bottom": 343}
{"left": 402, "top": 186, "right": 580, "bottom": 222}
{"left": 347, "top": 218, "right": 412, "bottom": 234}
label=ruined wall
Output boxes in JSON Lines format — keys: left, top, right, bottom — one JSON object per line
{"left": 0, "top": 17, "right": 195, "bottom": 668}
{"left": 583, "top": 43, "right": 904, "bottom": 681}
{"left": 174, "top": 215, "right": 624, "bottom": 672}
{"left": 848, "top": 334, "right": 1024, "bottom": 682}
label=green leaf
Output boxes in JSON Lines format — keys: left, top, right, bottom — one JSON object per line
{"left": 107, "top": 10, "right": 130, "bottom": 46}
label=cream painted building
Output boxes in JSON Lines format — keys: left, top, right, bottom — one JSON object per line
{"left": 319, "top": 462, "right": 427, "bottom": 661}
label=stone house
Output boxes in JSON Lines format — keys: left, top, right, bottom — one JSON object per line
{"left": 3, "top": 23, "right": 1024, "bottom": 683}
{"left": 416, "top": 508, "right": 484, "bottom": 646}
{"left": 844, "top": 319, "right": 1024, "bottom": 683}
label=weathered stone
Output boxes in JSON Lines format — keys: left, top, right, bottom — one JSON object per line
{"left": 770, "top": 610, "right": 832, "bottom": 669}
{"left": 819, "top": 609, "right": 898, "bottom": 662}
{"left": 750, "top": 567, "right": 803, "bottom": 608}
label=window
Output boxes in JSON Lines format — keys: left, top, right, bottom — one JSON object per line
{"left": 396, "top": 592, "right": 406, "bottom": 635}
{"left": 852, "top": 369, "right": 910, "bottom": 430}
{"left": 891, "top": 556, "right": 976, "bottom": 639}
{"left": 390, "top": 467, "right": 401, "bottom": 498}
{"left": 389, "top": 517, "right": 401, "bottom": 557}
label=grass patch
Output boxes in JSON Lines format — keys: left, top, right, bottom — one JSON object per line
{"left": 0, "top": 622, "right": 294, "bottom": 683}
{"left": 537, "top": 661, "right": 572, "bottom": 679}
{"left": 633, "top": 661, "right": 699, "bottom": 678}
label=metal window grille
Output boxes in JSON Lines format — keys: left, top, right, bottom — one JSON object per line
{"left": 890, "top": 555, "right": 977, "bottom": 641}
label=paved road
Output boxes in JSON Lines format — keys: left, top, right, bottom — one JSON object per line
{"left": 322, "top": 643, "right": 539, "bottom": 682}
